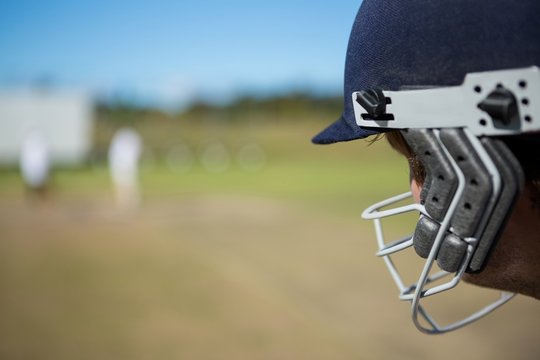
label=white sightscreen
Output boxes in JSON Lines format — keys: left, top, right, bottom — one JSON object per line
{"left": 0, "top": 90, "right": 94, "bottom": 166}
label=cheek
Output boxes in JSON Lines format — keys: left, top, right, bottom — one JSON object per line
{"left": 410, "top": 179, "right": 422, "bottom": 204}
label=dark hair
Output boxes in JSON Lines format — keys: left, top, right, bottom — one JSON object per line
{"left": 385, "top": 131, "right": 426, "bottom": 184}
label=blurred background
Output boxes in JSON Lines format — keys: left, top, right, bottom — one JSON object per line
{"left": 0, "top": 1, "right": 539, "bottom": 359}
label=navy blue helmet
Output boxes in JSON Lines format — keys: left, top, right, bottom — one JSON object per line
{"left": 313, "top": 0, "right": 540, "bottom": 334}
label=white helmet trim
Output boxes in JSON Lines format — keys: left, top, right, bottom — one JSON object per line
{"left": 353, "top": 66, "right": 540, "bottom": 136}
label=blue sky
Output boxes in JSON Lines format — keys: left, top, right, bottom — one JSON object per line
{"left": 0, "top": 0, "right": 361, "bottom": 108}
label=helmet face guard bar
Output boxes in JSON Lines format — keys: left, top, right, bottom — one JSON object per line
{"left": 357, "top": 67, "right": 539, "bottom": 334}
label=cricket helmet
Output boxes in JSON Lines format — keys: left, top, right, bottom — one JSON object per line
{"left": 313, "top": 0, "right": 540, "bottom": 333}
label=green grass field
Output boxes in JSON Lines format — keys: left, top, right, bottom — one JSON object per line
{"left": 1, "top": 120, "right": 539, "bottom": 359}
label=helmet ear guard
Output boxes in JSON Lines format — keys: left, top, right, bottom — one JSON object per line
{"left": 402, "top": 129, "right": 524, "bottom": 274}
{"left": 470, "top": 137, "right": 525, "bottom": 271}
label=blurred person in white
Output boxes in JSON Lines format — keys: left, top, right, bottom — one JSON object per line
{"left": 108, "top": 128, "right": 142, "bottom": 210}
{"left": 20, "top": 130, "right": 50, "bottom": 202}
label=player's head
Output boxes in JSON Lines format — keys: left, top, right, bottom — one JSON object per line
{"left": 313, "top": 0, "right": 540, "bottom": 333}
